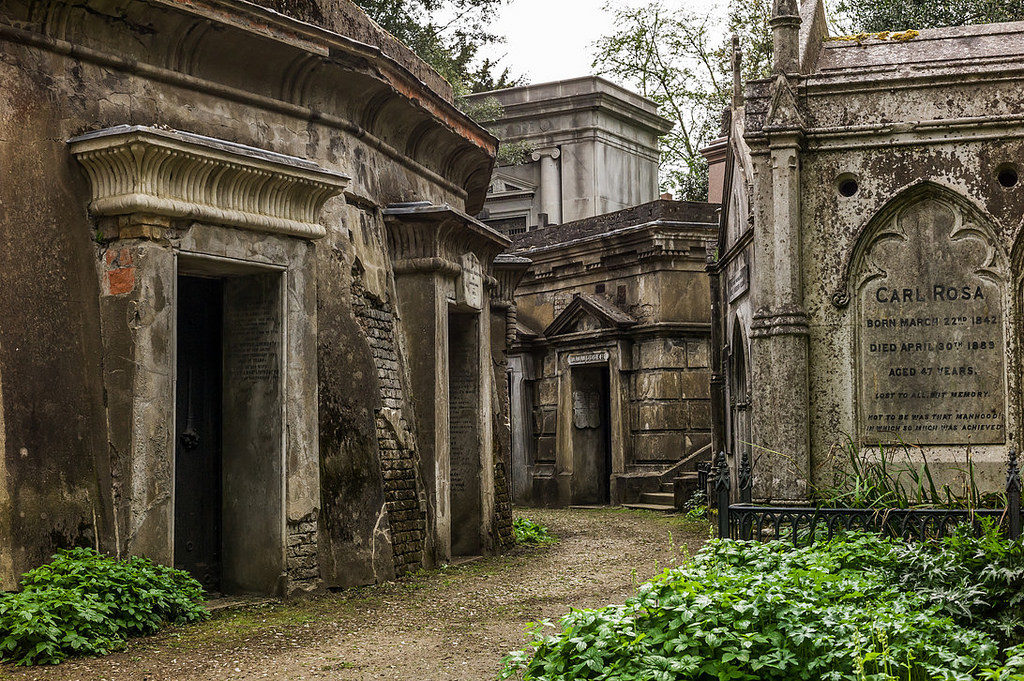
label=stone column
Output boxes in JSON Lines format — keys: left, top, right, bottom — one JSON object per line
{"left": 532, "top": 148, "right": 562, "bottom": 225}
{"left": 749, "top": 72, "right": 810, "bottom": 500}
{"left": 771, "top": 0, "right": 801, "bottom": 74}
{"left": 490, "top": 254, "right": 532, "bottom": 545}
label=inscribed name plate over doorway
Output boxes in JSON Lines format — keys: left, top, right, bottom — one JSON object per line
{"left": 856, "top": 197, "right": 1006, "bottom": 445}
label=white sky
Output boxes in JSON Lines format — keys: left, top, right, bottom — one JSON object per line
{"left": 473, "top": 0, "right": 722, "bottom": 85}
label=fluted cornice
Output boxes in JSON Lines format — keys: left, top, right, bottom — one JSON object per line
{"left": 491, "top": 253, "right": 532, "bottom": 308}
{"left": 70, "top": 125, "right": 349, "bottom": 239}
{"left": 383, "top": 202, "right": 511, "bottom": 277}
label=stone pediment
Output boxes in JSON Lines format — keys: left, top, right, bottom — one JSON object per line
{"left": 488, "top": 173, "right": 537, "bottom": 195}
{"left": 69, "top": 125, "right": 349, "bottom": 239}
{"left": 544, "top": 293, "right": 636, "bottom": 337}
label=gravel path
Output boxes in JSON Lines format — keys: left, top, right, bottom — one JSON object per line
{"left": 2, "top": 508, "right": 708, "bottom": 681}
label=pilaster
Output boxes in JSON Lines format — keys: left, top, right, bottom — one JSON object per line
{"left": 749, "top": 74, "right": 810, "bottom": 501}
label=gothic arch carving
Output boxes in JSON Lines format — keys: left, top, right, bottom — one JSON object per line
{"left": 847, "top": 183, "right": 1008, "bottom": 446}
{"left": 833, "top": 182, "right": 1006, "bottom": 308}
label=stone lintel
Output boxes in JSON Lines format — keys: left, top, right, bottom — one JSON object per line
{"left": 70, "top": 125, "right": 349, "bottom": 240}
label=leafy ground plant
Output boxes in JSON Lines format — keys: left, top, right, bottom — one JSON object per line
{"left": 499, "top": 526, "right": 1024, "bottom": 681}
{"left": 0, "top": 548, "right": 209, "bottom": 666}
{"left": 513, "top": 517, "right": 557, "bottom": 546}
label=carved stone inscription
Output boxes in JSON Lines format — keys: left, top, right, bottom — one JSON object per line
{"left": 857, "top": 198, "right": 1005, "bottom": 445}
{"left": 573, "top": 390, "right": 601, "bottom": 429}
{"left": 225, "top": 295, "right": 280, "bottom": 385}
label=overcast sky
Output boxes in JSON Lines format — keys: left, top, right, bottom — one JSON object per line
{"left": 474, "top": 0, "right": 721, "bottom": 86}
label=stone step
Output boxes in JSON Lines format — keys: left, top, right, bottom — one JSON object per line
{"left": 662, "top": 472, "right": 702, "bottom": 494}
{"left": 622, "top": 502, "right": 677, "bottom": 513}
{"left": 640, "top": 491, "right": 676, "bottom": 506}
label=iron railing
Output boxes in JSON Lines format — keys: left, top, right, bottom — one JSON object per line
{"left": 714, "top": 448, "right": 1023, "bottom": 543}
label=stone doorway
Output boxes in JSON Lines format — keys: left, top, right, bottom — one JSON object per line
{"left": 571, "top": 365, "right": 612, "bottom": 505}
{"left": 448, "top": 311, "right": 483, "bottom": 557}
{"left": 174, "top": 260, "right": 286, "bottom": 594}
{"left": 174, "top": 276, "right": 225, "bottom": 590}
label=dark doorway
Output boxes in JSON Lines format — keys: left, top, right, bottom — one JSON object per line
{"left": 174, "top": 276, "right": 224, "bottom": 591}
{"left": 730, "top": 324, "right": 751, "bottom": 465}
{"left": 571, "top": 365, "right": 612, "bottom": 504}
{"left": 448, "top": 311, "right": 482, "bottom": 557}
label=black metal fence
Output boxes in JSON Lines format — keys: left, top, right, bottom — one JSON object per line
{"left": 714, "top": 448, "right": 1023, "bottom": 543}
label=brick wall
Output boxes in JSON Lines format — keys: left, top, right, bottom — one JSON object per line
{"left": 352, "top": 279, "right": 427, "bottom": 575}
{"left": 286, "top": 512, "right": 320, "bottom": 590}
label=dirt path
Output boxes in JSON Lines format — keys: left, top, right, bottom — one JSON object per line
{"left": 3, "top": 508, "right": 708, "bottom": 681}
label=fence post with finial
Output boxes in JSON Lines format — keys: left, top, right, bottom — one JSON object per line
{"left": 738, "top": 449, "right": 752, "bottom": 505}
{"left": 1008, "top": 447, "right": 1021, "bottom": 540}
{"left": 715, "top": 451, "right": 731, "bottom": 539}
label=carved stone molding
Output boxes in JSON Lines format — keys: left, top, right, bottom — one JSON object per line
{"left": 491, "top": 253, "right": 532, "bottom": 309}
{"left": 383, "top": 202, "right": 511, "bottom": 278}
{"left": 70, "top": 125, "right": 349, "bottom": 239}
{"left": 749, "top": 306, "right": 810, "bottom": 338}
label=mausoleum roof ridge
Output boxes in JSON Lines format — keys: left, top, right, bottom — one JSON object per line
{"left": 465, "top": 75, "right": 660, "bottom": 114}
{"left": 814, "top": 20, "right": 1024, "bottom": 76}
{"left": 510, "top": 199, "right": 718, "bottom": 252}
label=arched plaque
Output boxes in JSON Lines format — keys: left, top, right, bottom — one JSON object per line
{"left": 856, "top": 196, "right": 1006, "bottom": 445}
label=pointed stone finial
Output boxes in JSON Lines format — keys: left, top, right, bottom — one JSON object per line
{"left": 731, "top": 34, "right": 744, "bottom": 109}
{"left": 714, "top": 451, "right": 731, "bottom": 492}
{"left": 770, "top": 0, "right": 801, "bottom": 74}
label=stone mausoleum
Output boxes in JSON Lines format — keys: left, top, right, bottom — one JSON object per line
{"left": 0, "top": 0, "right": 520, "bottom": 595}
{"left": 710, "top": 0, "right": 1024, "bottom": 500}
{"left": 469, "top": 77, "right": 672, "bottom": 235}
{"left": 471, "top": 81, "right": 719, "bottom": 508}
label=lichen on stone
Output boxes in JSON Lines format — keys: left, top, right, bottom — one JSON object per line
{"left": 826, "top": 29, "right": 920, "bottom": 44}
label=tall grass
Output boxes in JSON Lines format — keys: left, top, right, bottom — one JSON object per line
{"left": 814, "top": 437, "right": 1005, "bottom": 510}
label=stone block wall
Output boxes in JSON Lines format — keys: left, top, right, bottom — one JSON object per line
{"left": 629, "top": 338, "right": 712, "bottom": 465}
{"left": 352, "top": 278, "right": 427, "bottom": 575}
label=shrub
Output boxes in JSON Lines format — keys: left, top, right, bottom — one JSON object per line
{"left": 499, "top": 528, "right": 1024, "bottom": 681}
{"left": 513, "top": 517, "right": 556, "bottom": 546}
{"left": 0, "top": 548, "right": 208, "bottom": 666}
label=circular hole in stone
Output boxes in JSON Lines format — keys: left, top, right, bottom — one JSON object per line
{"left": 838, "top": 177, "right": 859, "bottom": 197}
{"left": 998, "top": 165, "right": 1019, "bottom": 188}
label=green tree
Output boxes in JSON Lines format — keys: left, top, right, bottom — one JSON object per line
{"left": 593, "top": 0, "right": 772, "bottom": 201}
{"left": 834, "top": 0, "right": 1024, "bottom": 33}
{"left": 354, "top": 0, "right": 523, "bottom": 96}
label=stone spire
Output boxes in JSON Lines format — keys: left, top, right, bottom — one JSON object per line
{"left": 731, "top": 34, "right": 744, "bottom": 109}
{"left": 771, "top": 0, "right": 801, "bottom": 74}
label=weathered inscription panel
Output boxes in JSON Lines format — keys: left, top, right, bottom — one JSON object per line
{"left": 857, "top": 199, "right": 1005, "bottom": 445}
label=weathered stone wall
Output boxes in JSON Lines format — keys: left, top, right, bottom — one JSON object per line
{"left": 629, "top": 339, "right": 712, "bottom": 465}
{"left": 719, "top": 16, "right": 1024, "bottom": 500}
{"left": 490, "top": 309, "right": 515, "bottom": 550}
{"left": 0, "top": 0, "right": 496, "bottom": 590}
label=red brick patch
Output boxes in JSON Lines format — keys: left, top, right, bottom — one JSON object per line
{"left": 104, "top": 248, "right": 135, "bottom": 295}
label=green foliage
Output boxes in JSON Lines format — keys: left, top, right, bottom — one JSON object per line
{"left": 499, "top": 527, "right": 1024, "bottom": 680}
{"left": 513, "top": 517, "right": 556, "bottom": 546}
{"left": 496, "top": 140, "right": 536, "bottom": 166}
{"left": 815, "top": 437, "right": 1006, "bottom": 510}
{"left": 593, "top": 1, "right": 772, "bottom": 201}
{"left": 354, "top": 0, "right": 524, "bottom": 96}
{"left": 832, "top": 0, "right": 1024, "bottom": 34}
{"left": 683, "top": 490, "right": 709, "bottom": 521}
{"left": 0, "top": 548, "right": 208, "bottom": 666}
